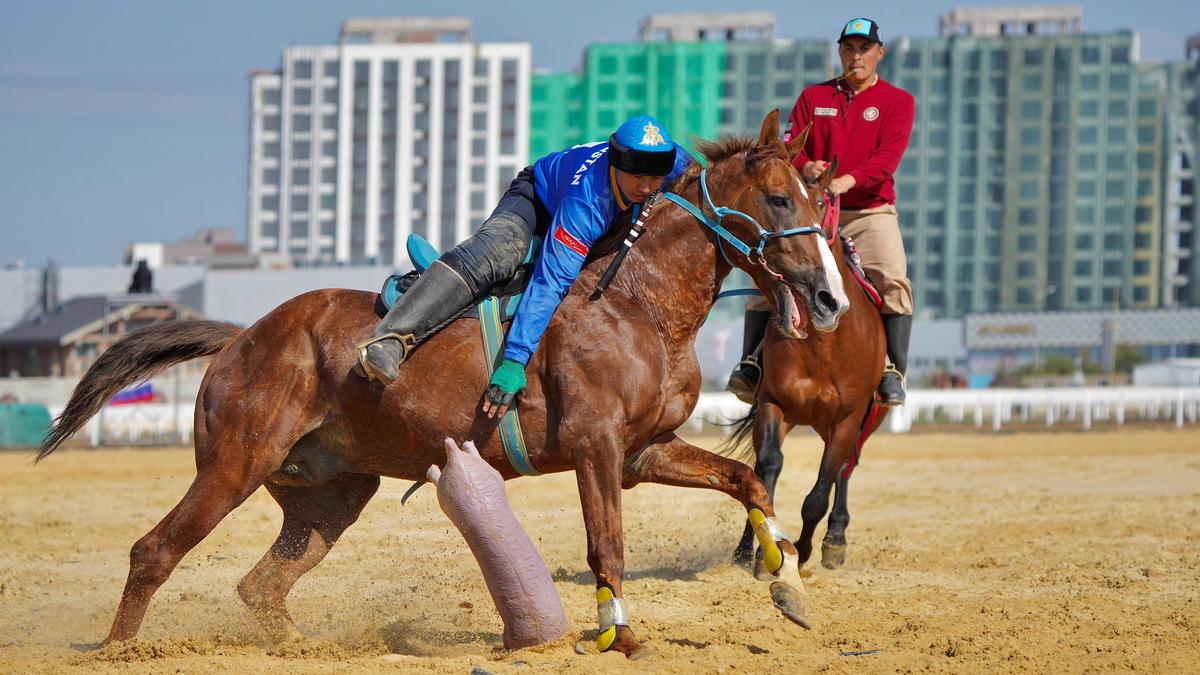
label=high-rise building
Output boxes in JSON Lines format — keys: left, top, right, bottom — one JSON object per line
{"left": 248, "top": 18, "right": 530, "bottom": 266}
{"left": 879, "top": 9, "right": 1168, "bottom": 317}
{"left": 1163, "top": 35, "right": 1200, "bottom": 307}
{"left": 529, "top": 13, "right": 830, "bottom": 158}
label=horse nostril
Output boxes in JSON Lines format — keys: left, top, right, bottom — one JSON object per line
{"left": 816, "top": 290, "right": 839, "bottom": 314}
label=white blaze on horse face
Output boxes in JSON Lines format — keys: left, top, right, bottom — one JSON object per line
{"left": 795, "top": 177, "right": 809, "bottom": 201}
{"left": 815, "top": 234, "right": 850, "bottom": 314}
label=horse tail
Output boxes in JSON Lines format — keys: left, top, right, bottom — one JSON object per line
{"left": 36, "top": 320, "right": 242, "bottom": 462}
{"left": 715, "top": 404, "right": 758, "bottom": 463}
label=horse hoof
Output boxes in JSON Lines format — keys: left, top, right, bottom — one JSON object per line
{"left": 770, "top": 581, "right": 812, "bottom": 630}
{"left": 605, "top": 626, "right": 652, "bottom": 659}
{"left": 821, "top": 541, "right": 847, "bottom": 569}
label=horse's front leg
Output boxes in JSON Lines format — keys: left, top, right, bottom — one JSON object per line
{"left": 624, "top": 433, "right": 812, "bottom": 630}
{"left": 572, "top": 439, "right": 645, "bottom": 658}
{"left": 734, "top": 401, "right": 792, "bottom": 566}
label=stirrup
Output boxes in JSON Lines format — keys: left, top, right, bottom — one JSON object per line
{"left": 726, "top": 355, "right": 763, "bottom": 403}
{"left": 878, "top": 364, "right": 906, "bottom": 406}
{"left": 354, "top": 333, "right": 417, "bottom": 383}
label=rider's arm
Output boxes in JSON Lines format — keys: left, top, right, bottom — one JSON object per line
{"left": 502, "top": 197, "right": 604, "bottom": 366}
{"left": 845, "top": 90, "right": 915, "bottom": 190}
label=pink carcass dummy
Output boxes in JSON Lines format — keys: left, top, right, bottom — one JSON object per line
{"left": 426, "top": 438, "right": 571, "bottom": 649}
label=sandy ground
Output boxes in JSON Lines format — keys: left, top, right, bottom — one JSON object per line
{"left": 1, "top": 429, "right": 1197, "bottom": 673}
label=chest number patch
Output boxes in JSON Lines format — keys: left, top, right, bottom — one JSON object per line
{"left": 814, "top": 107, "right": 837, "bottom": 117}
{"left": 863, "top": 107, "right": 880, "bottom": 122}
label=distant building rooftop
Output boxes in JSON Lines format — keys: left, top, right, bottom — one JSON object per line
{"left": 339, "top": 17, "right": 471, "bottom": 44}
{"left": 639, "top": 12, "right": 775, "bottom": 43}
{"left": 939, "top": 5, "right": 1083, "bottom": 37}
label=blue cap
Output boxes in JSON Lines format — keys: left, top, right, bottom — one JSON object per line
{"left": 608, "top": 114, "right": 676, "bottom": 176}
{"left": 839, "top": 18, "right": 882, "bottom": 45}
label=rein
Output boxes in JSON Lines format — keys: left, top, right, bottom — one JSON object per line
{"left": 663, "top": 168, "right": 835, "bottom": 269}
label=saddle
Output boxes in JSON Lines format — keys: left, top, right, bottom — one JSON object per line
{"left": 839, "top": 233, "right": 883, "bottom": 310}
{"left": 377, "top": 234, "right": 542, "bottom": 477}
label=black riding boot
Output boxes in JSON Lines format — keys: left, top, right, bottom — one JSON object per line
{"left": 726, "top": 309, "right": 771, "bottom": 405}
{"left": 879, "top": 314, "right": 912, "bottom": 406}
{"left": 356, "top": 261, "right": 474, "bottom": 384}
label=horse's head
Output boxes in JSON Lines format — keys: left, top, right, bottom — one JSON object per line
{"left": 697, "top": 111, "right": 850, "bottom": 336}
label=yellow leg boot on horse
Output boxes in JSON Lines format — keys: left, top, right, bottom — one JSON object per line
{"left": 879, "top": 314, "right": 911, "bottom": 406}
{"left": 356, "top": 261, "right": 474, "bottom": 384}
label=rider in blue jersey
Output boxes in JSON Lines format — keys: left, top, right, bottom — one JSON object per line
{"left": 356, "top": 114, "right": 694, "bottom": 415}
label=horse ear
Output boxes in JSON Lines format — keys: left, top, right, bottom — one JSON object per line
{"left": 757, "top": 109, "right": 781, "bottom": 148}
{"left": 817, "top": 155, "right": 840, "bottom": 192}
{"left": 785, "top": 123, "right": 810, "bottom": 162}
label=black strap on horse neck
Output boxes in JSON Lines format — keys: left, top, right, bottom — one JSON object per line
{"left": 592, "top": 191, "right": 664, "bottom": 299}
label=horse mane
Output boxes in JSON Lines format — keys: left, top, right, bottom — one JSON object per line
{"left": 667, "top": 134, "right": 789, "bottom": 194}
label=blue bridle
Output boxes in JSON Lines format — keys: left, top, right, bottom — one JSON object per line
{"left": 662, "top": 168, "right": 824, "bottom": 266}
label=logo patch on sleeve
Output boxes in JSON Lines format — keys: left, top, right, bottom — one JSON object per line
{"left": 553, "top": 226, "right": 589, "bottom": 256}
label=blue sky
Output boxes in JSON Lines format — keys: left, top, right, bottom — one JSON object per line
{"left": 1, "top": 0, "right": 1194, "bottom": 265}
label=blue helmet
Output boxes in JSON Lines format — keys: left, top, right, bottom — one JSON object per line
{"left": 608, "top": 114, "right": 677, "bottom": 176}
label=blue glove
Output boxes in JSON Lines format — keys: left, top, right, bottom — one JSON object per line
{"left": 483, "top": 358, "right": 526, "bottom": 415}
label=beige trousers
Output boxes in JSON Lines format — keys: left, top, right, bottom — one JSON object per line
{"left": 747, "top": 203, "right": 912, "bottom": 316}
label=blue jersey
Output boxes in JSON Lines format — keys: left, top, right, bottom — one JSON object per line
{"left": 503, "top": 141, "right": 693, "bottom": 365}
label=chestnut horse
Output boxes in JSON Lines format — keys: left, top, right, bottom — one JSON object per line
{"left": 38, "top": 112, "right": 845, "bottom": 657}
{"left": 728, "top": 198, "right": 890, "bottom": 572}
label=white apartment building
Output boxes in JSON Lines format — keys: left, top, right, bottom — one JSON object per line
{"left": 248, "top": 18, "right": 531, "bottom": 266}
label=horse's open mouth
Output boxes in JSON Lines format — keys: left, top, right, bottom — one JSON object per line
{"left": 774, "top": 281, "right": 841, "bottom": 339}
{"left": 774, "top": 283, "right": 809, "bottom": 339}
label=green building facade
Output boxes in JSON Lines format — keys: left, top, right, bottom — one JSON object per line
{"left": 530, "top": 39, "right": 831, "bottom": 158}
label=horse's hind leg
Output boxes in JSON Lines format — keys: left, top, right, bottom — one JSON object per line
{"left": 108, "top": 462, "right": 272, "bottom": 642}
{"left": 625, "top": 434, "right": 811, "bottom": 630}
{"left": 237, "top": 473, "right": 380, "bottom": 639}
{"left": 734, "top": 403, "right": 792, "bottom": 565}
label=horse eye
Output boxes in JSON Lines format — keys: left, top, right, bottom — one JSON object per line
{"left": 768, "top": 195, "right": 790, "bottom": 209}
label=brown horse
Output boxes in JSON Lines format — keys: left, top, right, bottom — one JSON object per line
{"left": 38, "top": 112, "right": 844, "bottom": 657}
{"left": 728, "top": 189, "right": 890, "bottom": 572}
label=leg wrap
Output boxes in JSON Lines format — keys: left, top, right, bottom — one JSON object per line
{"left": 595, "top": 585, "right": 628, "bottom": 652}
{"left": 748, "top": 508, "right": 789, "bottom": 575}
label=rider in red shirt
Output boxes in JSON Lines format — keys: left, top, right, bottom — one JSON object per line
{"left": 728, "top": 17, "right": 916, "bottom": 406}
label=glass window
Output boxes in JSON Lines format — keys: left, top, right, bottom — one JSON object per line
{"left": 1021, "top": 154, "right": 1039, "bottom": 172}
{"left": 775, "top": 52, "right": 794, "bottom": 70}
{"left": 1078, "top": 127, "right": 1097, "bottom": 144}
{"left": 1109, "top": 72, "right": 1130, "bottom": 90}
{"left": 292, "top": 140, "right": 310, "bottom": 160}
{"left": 1076, "top": 180, "right": 1096, "bottom": 197}
{"left": 1111, "top": 45, "right": 1130, "bottom": 64}
{"left": 321, "top": 167, "right": 336, "bottom": 183}
{"left": 293, "top": 87, "right": 312, "bottom": 105}
{"left": 1108, "top": 100, "right": 1129, "bottom": 117}
{"left": 1080, "top": 73, "right": 1100, "bottom": 91}
{"left": 1024, "top": 48, "right": 1044, "bottom": 66}
{"left": 1081, "top": 46, "right": 1100, "bottom": 64}
{"left": 1021, "top": 100, "right": 1041, "bottom": 119}
{"left": 1107, "top": 152, "right": 1127, "bottom": 172}
{"left": 804, "top": 52, "right": 824, "bottom": 70}
{"left": 292, "top": 113, "right": 311, "bottom": 132}
{"left": 261, "top": 194, "right": 279, "bottom": 210}
{"left": 1077, "top": 153, "right": 1096, "bottom": 171}
{"left": 1137, "top": 152, "right": 1156, "bottom": 171}
{"left": 263, "top": 141, "right": 280, "bottom": 158}
{"left": 323, "top": 60, "right": 339, "bottom": 78}
{"left": 1108, "top": 126, "right": 1127, "bottom": 145}
{"left": 1105, "top": 206, "right": 1126, "bottom": 226}
{"left": 262, "top": 167, "right": 279, "bottom": 184}
{"left": 291, "top": 167, "right": 309, "bottom": 184}
{"left": 1079, "top": 99, "right": 1099, "bottom": 117}
{"left": 1077, "top": 206, "right": 1095, "bottom": 223}
{"left": 290, "top": 193, "right": 309, "bottom": 211}
{"left": 1074, "top": 260, "right": 1092, "bottom": 276}
{"left": 293, "top": 60, "right": 312, "bottom": 79}
{"left": 1019, "top": 207, "right": 1037, "bottom": 224}
{"left": 903, "top": 51, "right": 921, "bottom": 69}
{"left": 1022, "top": 73, "right": 1042, "bottom": 91}
{"left": 1075, "top": 233, "right": 1093, "bottom": 250}
{"left": 1137, "top": 99, "right": 1157, "bottom": 117}
{"left": 1021, "top": 128, "right": 1042, "bottom": 146}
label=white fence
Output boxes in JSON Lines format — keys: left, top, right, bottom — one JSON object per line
{"left": 49, "top": 403, "right": 193, "bottom": 447}
{"left": 689, "top": 387, "right": 1200, "bottom": 434}
{"left": 49, "top": 387, "right": 1200, "bottom": 447}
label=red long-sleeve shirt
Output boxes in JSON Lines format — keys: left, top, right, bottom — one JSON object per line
{"left": 782, "top": 77, "right": 915, "bottom": 210}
